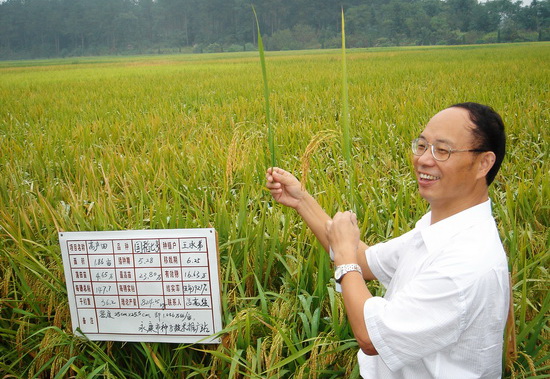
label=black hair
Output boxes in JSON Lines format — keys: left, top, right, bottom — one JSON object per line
{"left": 450, "top": 102, "right": 506, "bottom": 186}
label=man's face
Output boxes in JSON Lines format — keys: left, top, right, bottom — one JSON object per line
{"left": 413, "top": 107, "right": 483, "bottom": 211}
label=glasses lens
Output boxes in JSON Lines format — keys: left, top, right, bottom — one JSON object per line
{"left": 412, "top": 138, "right": 427, "bottom": 156}
{"left": 432, "top": 143, "right": 451, "bottom": 161}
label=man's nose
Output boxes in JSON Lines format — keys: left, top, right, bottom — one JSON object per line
{"left": 416, "top": 147, "right": 436, "bottom": 165}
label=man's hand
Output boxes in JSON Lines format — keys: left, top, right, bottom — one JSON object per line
{"left": 326, "top": 211, "right": 360, "bottom": 265}
{"left": 266, "top": 167, "right": 306, "bottom": 209}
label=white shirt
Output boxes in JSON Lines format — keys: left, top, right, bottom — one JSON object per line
{"left": 359, "top": 200, "right": 509, "bottom": 378}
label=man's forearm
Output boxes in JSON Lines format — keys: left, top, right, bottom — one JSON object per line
{"left": 340, "top": 271, "right": 377, "bottom": 355}
{"left": 295, "top": 192, "right": 332, "bottom": 252}
{"left": 294, "top": 193, "right": 376, "bottom": 280}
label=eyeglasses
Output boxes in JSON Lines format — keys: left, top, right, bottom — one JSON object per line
{"left": 411, "top": 137, "right": 487, "bottom": 162}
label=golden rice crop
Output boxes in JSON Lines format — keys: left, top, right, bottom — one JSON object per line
{"left": 0, "top": 42, "right": 548, "bottom": 377}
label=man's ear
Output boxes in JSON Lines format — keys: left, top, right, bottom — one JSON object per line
{"left": 477, "top": 151, "right": 496, "bottom": 180}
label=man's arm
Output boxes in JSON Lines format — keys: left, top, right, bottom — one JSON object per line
{"left": 266, "top": 167, "right": 376, "bottom": 280}
{"left": 327, "top": 211, "right": 378, "bottom": 355}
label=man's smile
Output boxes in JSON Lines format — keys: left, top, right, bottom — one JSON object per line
{"left": 418, "top": 172, "right": 440, "bottom": 181}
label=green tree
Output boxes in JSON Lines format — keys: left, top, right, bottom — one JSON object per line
{"left": 0, "top": 0, "right": 548, "bottom": 58}
{"left": 445, "top": 0, "right": 478, "bottom": 31}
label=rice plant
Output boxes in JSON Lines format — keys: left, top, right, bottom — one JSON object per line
{"left": 253, "top": 6, "right": 276, "bottom": 168}
{"left": 0, "top": 42, "right": 548, "bottom": 377}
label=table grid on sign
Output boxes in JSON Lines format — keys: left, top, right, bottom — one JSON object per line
{"left": 67, "top": 236, "right": 215, "bottom": 336}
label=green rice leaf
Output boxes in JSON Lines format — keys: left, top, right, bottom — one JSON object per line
{"left": 252, "top": 6, "right": 276, "bottom": 167}
{"left": 340, "top": 7, "right": 356, "bottom": 211}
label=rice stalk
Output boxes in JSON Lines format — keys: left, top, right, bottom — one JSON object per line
{"left": 252, "top": 6, "right": 275, "bottom": 167}
{"left": 0, "top": 44, "right": 547, "bottom": 378}
{"left": 225, "top": 119, "right": 241, "bottom": 186}
{"left": 266, "top": 333, "right": 283, "bottom": 375}
{"left": 52, "top": 301, "right": 70, "bottom": 331}
{"left": 340, "top": 7, "right": 356, "bottom": 211}
{"left": 504, "top": 274, "right": 518, "bottom": 372}
{"left": 300, "top": 129, "right": 338, "bottom": 191}
{"left": 225, "top": 122, "right": 260, "bottom": 188}
{"left": 316, "top": 335, "right": 341, "bottom": 369}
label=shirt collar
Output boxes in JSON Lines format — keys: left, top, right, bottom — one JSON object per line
{"left": 417, "top": 199, "right": 493, "bottom": 254}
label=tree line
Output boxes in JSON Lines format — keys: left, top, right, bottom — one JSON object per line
{"left": 0, "top": 0, "right": 548, "bottom": 59}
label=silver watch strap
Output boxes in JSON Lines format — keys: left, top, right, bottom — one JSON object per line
{"left": 335, "top": 263, "right": 362, "bottom": 283}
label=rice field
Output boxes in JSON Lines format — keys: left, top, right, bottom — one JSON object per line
{"left": 0, "top": 42, "right": 548, "bottom": 378}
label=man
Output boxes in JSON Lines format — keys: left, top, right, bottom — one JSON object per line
{"left": 266, "top": 102, "right": 509, "bottom": 378}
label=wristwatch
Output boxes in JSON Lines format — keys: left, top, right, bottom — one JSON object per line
{"left": 334, "top": 263, "right": 363, "bottom": 283}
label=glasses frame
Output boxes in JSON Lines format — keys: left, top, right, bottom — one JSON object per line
{"left": 411, "top": 137, "right": 487, "bottom": 162}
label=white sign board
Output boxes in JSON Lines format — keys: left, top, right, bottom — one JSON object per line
{"left": 59, "top": 228, "right": 222, "bottom": 343}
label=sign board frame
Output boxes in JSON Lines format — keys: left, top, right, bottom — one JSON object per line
{"left": 59, "top": 228, "right": 222, "bottom": 344}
